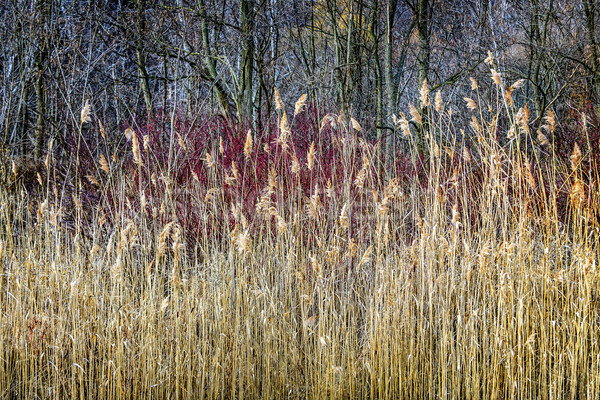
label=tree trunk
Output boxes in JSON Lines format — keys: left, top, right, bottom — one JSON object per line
{"left": 344, "top": 0, "right": 354, "bottom": 116}
{"left": 385, "top": 0, "right": 398, "bottom": 161}
{"left": 34, "top": 0, "right": 49, "bottom": 162}
{"left": 415, "top": 0, "right": 431, "bottom": 153}
{"left": 527, "top": 0, "right": 553, "bottom": 120}
{"left": 136, "top": 0, "right": 152, "bottom": 115}
{"left": 584, "top": 0, "right": 600, "bottom": 98}
{"left": 197, "top": 0, "right": 231, "bottom": 117}
{"left": 34, "top": 56, "right": 45, "bottom": 161}
{"left": 330, "top": 0, "right": 347, "bottom": 111}
{"left": 239, "top": 0, "right": 255, "bottom": 122}
{"left": 417, "top": 0, "right": 430, "bottom": 92}
{"left": 370, "top": 0, "right": 383, "bottom": 143}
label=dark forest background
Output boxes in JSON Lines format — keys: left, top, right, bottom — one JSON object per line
{"left": 1, "top": 0, "right": 599, "bottom": 160}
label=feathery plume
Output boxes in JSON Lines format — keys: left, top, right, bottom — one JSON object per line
{"left": 176, "top": 132, "right": 186, "bottom": 150}
{"left": 125, "top": 127, "right": 134, "bottom": 141}
{"left": 419, "top": 78, "right": 430, "bottom": 106}
{"left": 304, "top": 315, "right": 318, "bottom": 330}
{"left": 354, "top": 154, "right": 370, "bottom": 189}
{"left": 172, "top": 226, "right": 184, "bottom": 263}
{"left": 464, "top": 97, "right": 477, "bottom": 111}
{"left": 225, "top": 161, "right": 239, "bottom": 185}
{"left": 325, "top": 179, "right": 334, "bottom": 198}
{"left": 307, "top": 141, "right": 315, "bottom": 171}
{"left": 399, "top": 113, "right": 411, "bottom": 138}
{"left": 491, "top": 69, "right": 502, "bottom": 87}
{"left": 45, "top": 139, "right": 54, "bottom": 169}
{"left": 98, "top": 119, "right": 106, "bottom": 140}
{"left": 72, "top": 194, "right": 82, "bottom": 212}
{"left": 504, "top": 85, "right": 515, "bottom": 107}
{"left": 507, "top": 125, "right": 516, "bottom": 139}
{"left": 291, "top": 153, "right": 300, "bottom": 176}
{"left": 470, "top": 77, "right": 479, "bottom": 90}
{"left": 516, "top": 106, "right": 530, "bottom": 134}
{"left": 204, "top": 188, "right": 218, "bottom": 204}
{"left": 80, "top": 100, "right": 92, "bottom": 125}
{"left": 523, "top": 156, "right": 536, "bottom": 189}
{"left": 278, "top": 111, "right": 290, "bottom": 149}
{"left": 384, "top": 177, "right": 403, "bottom": 200}
{"left": 37, "top": 199, "right": 48, "bottom": 221}
{"left": 99, "top": 154, "right": 110, "bottom": 174}
{"left": 86, "top": 175, "right": 100, "bottom": 186}
{"left": 131, "top": 131, "right": 142, "bottom": 165}
{"left": 158, "top": 222, "right": 174, "bottom": 258}
{"left": 276, "top": 214, "right": 287, "bottom": 234}
{"left": 161, "top": 297, "right": 170, "bottom": 312}
{"left": 509, "top": 79, "right": 525, "bottom": 92}
{"left": 319, "top": 115, "right": 329, "bottom": 132}
{"left": 204, "top": 152, "right": 215, "bottom": 168}
{"left": 268, "top": 168, "right": 277, "bottom": 190}
{"left": 542, "top": 109, "right": 556, "bottom": 133}
{"left": 339, "top": 203, "right": 350, "bottom": 231}
{"left": 235, "top": 229, "right": 252, "bottom": 254}
{"left": 537, "top": 130, "right": 550, "bottom": 147}
{"left": 244, "top": 130, "right": 253, "bottom": 159}
{"left": 294, "top": 93, "right": 307, "bottom": 116}
{"left": 570, "top": 179, "right": 586, "bottom": 207}
{"left": 274, "top": 86, "right": 284, "bottom": 110}
{"left": 351, "top": 117, "right": 362, "bottom": 132}
{"left": 452, "top": 203, "right": 461, "bottom": 230}
{"left": 463, "top": 147, "right": 472, "bottom": 164}
{"left": 409, "top": 104, "right": 422, "bottom": 125}
{"left": 435, "top": 91, "right": 443, "bottom": 113}
{"left": 570, "top": 143, "right": 582, "bottom": 171}
{"left": 255, "top": 186, "right": 274, "bottom": 218}
{"left": 306, "top": 184, "right": 321, "bottom": 219}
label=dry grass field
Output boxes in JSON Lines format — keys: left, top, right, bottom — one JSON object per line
{"left": 1, "top": 77, "right": 600, "bottom": 399}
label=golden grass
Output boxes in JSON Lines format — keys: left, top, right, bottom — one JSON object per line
{"left": 1, "top": 82, "right": 600, "bottom": 399}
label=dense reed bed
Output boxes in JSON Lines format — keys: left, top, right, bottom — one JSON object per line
{"left": 1, "top": 73, "right": 600, "bottom": 399}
